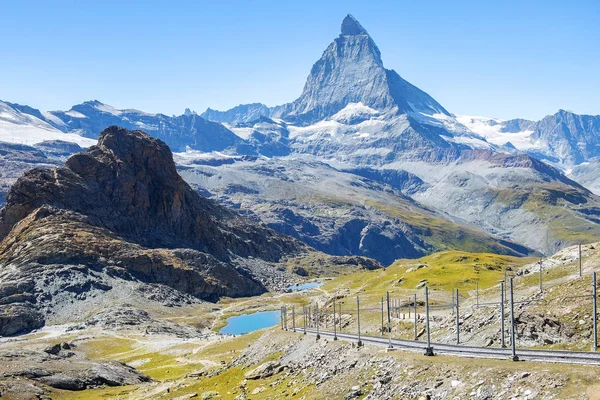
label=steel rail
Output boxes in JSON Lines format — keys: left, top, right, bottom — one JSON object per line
{"left": 301, "top": 328, "right": 600, "bottom": 365}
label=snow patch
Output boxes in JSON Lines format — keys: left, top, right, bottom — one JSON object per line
{"left": 64, "top": 110, "right": 87, "bottom": 118}
{"left": 0, "top": 121, "right": 96, "bottom": 147}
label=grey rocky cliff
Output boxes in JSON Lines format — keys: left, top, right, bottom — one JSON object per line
{"left": 203, "top": 15, "right": 449, "bottom": 125}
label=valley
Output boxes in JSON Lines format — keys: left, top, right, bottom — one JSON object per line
{"left": 0, "top": 9, "right": 598, "bottom": 400}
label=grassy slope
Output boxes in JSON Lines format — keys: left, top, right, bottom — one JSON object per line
{"left": 320, "top": 250, "right": 533, "bottom": 301}
{"left": 496, "top": 183, "right": 600, "bottom": 245}
{"left": 366, "top": 200, "right": 529, "bottom": 256}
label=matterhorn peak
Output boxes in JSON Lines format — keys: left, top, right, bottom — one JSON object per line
{"left": 341, "top": 14, "right": 369, "bottom": 36}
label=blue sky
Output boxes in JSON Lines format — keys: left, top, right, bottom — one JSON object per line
{"left": 1, "top": 0, "right": 598, "bottom": 120}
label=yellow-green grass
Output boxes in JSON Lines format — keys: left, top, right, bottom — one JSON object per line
{"left": 78, "top": 337, "right": 205, "bottom": 381}
{"left": 321, "top": 250, "right": 533, "bottom": 303}
{"left": 51, "top": 385, "right": 140, "bottom": 400}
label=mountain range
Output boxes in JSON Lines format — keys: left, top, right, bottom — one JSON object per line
{"left": 1, "top": 14, "right": 600, "bottom": 259}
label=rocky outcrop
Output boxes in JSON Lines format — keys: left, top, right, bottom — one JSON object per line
{"left": 0, "top": 303, "right": 44, "bottom": 337}
{"left": 0, "top": 348, "right": 150, "bottom": 393}
{"left": 0, "top": 126, "right": 302, "bottom": 261}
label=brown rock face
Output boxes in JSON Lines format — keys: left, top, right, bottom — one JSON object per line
{"left": 0, "top": 126, "right": 312, "bottom": 335}
{"left": 0, "top": 126, "right": 302, "bottom": 261}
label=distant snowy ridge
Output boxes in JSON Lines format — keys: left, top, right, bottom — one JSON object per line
{"left": 0, "top": 101, "right": 96, "bottom": 147}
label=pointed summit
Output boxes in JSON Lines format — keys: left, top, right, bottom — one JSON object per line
{"left": 341, "top": 14, "right": 369, "bottom": 36}
{"left": 276, "top": 14, "right": 449, "bottom": 124}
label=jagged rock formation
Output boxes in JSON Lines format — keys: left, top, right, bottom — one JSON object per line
{"left": 276, "top": 15, "right": 449, "bottom": 124}
{"left": 0, "top": 127, "right": 300, "bottom": 259}
{"left": 0, "top": 126, "right": 380, "bottom": 336}
{"left": 202, "top": 103, "right": 272, "bottom": 124}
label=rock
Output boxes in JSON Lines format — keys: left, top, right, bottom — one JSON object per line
{"left": 476, "top": 385, "right": 493, "bottom": 400}
{"left": 37, "top": 361, "right": 150, "bottom": 391}
{"left": 201, "top": 391, "right": 219, "bottom": 400}
{"left": 292, "top": 266, "right": 309, "bottom": 277}
{"left": 0, "top": 303, "right": 44, "bottom": 336}
{"left": 44, "top": 344, "right": 62, "bottom": 355}
{"left": 344, "top": 388, "right": 362, "bottom": 399}
{"left": 416, "top": 280, "right": 428, "bottom": 289}
{"left": 172, "top": 394, "right": 199, "bottom": 400}
{"left": 0, "top": 381, "right": 48, "bottom": 400}
{"left": 39, "top": 374, "right": 87, "bottom": 391}
{"left": 244, "top": 361, "right": 284, "bottom": 380}
{"left": 251, "top": 387, "right": 265, "bottom": 395}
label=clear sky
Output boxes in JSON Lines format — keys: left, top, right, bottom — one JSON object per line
{"left": 1, "top": 0, "right": 598, "bottom": 120}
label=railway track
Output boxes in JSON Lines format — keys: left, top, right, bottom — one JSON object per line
{"left": 299, "top": 328, "right": 600, "bottom": 365}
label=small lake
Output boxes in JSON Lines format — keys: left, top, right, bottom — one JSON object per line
{"left": 286, "top": 282, "right": 323, "bottom": 291}
{"left": 220, "top": 310, "right": 281, "bottom": 335}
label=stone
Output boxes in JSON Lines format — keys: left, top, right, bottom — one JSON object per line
{"left": 44, "top": 344, "right": 61, "bottom": 355}
{"left": 201, "top": 391, "right": 219, "bottom": 400}
{"left": 0, "top": 303, "right": 44, "bottom": 336}
{"left": 344, "top": 388, "right": 362, "bottom": 399}
{"left": 244, "top": 361, "right": 284, "bottom": 380}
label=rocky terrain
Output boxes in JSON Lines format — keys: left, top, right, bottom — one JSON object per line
{"left": 177, "top": 154, "right": 531, "bottom": 264}
{"left": 0, "top": 126, "right": 379, "bottom": 337}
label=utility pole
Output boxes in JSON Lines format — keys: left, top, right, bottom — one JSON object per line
{"left": 414, "top": 294, "right": 418, "bottom": 340}
{"left": 303, "top": 306, "right": 307, "bottom": 334}
{"left": 315, "top": 304, "right": 320, "bottom": 340}
{"left": 424, "top": 286, "right": 434, "bottom": 356}
{"left": 476, "top": 281, "right": 479, "bottom": 307}
{"left": 292, "top": 305, "right": 296, "bottom": 332}
{"left": 593, "top": 272, "right": 597, "bottom": 351}
{"left": 539, "top": 258, "right": 543, "bottom": 293}
{"left": 280, "top": 306, "right": 284, "bottom": 330}
{"left": 452, "top": 289, "right": 455, "bottom": 316}
{"left": 500, "top": 282, "right": 505, "bottom": 348}
{"left": 356, "top": 296, "right": 362, "bottom": 347}
{"left": 455, "top": 288, "right": 460, "bottom": 344}
{"left": 386, "top": 291, "right": 391, "bottom": 331}
{"left": 380, "top": 297, "right": 384, "bottom": 334}
{"left": 509, "top": 278, "right": 518, "bottom": 361}
{"left": 333, "top": 298, "right": 338, "bottom": 341}
{"left": 338, "top": 302, "right": 342, "bottom": 333}
{"left": 579, "top": 243, "right": 583, "bottom": 277}
{"left": 284, "top": 305, "right": 288, "bottom": 330}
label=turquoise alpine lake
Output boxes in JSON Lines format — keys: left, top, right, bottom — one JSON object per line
{"left": 286, "top": 282, "right": 323, "bottom": 291}
{"left": 220, "top": 310, "right": 282, "bottom": 335}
